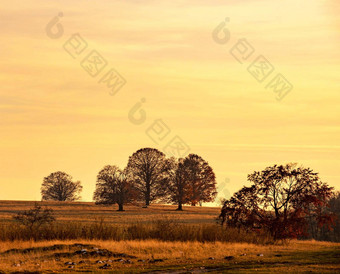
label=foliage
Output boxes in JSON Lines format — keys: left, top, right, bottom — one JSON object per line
{"left": 41, "top": 171, "right": 82, "bottom": 201}
{"left": 219, "top": 163, "right": 334, "bottom": 240}
{"left": 305, "top": 191, "right": 340, "bottom": 242}
{"left": 182, "top": 154, "right": 217, "bottom": 206}
{"left": 167, "top": 155, "right": 217, "bottom": 209}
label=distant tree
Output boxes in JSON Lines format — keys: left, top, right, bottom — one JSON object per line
{"left": 13, "top": 203, "right": 55, "bottom": 231}
{"left": 219, "top": 163, "right": 334, "bottom": 240}
{"left": 126, "top": 148, "right": 172, "bottom": 206}
{"left": 41, "top": 171, "right": 82, "bottom": 201}
{"left": 166, "top": 154, "right": 217, "bottom": 209}
{"left": 93, "top": 165, "right": 136, "bottom": 211}
{"left": 182, "top": 154, "right": 217, "bottom": 206}
{"left": 166, "top": 158, "right": 188, "bottom": 210}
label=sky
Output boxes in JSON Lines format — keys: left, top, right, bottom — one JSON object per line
{"left": 0, "top": 0, "right": 339, "bottom": 203}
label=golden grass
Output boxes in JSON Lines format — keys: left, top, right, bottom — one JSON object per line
{"left": 1, "top": 201, "right": 339, "bottom": 272}
{"left": 0, "top": 200, "right": 273, "bottom": 243}
{"left": 0, "top": 200, "right": 220, "bottom": 224}
{"left": 0, "top": 239, "right": 339, "bottom": 273}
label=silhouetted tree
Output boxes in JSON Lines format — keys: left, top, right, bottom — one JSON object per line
{"left": 13, "top": 203, "right": 55, "bottom": 231}
{"left": 182, "top": 154, "right": 217, "bottom": 206}
{"left": 126, "top": 148, "right": 172, "bottom": 206}
{"left": 41, "top": 171, "right": 82, "bottom": 201}
{"left": 166, "top": 158, "right": 188, "bottom": 210}
{"left": 220, "top": 163, "right": 334, "bottom": 240}
{"left": 93, "top": 165, "right": 136, "bottom": 211}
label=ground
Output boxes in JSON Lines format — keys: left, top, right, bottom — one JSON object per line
{"left": 0, "top": 201, "right": 339, "bottom": 273}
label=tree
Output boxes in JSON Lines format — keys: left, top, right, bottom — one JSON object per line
{"left": 93, "top": 165, "right": 136, "bottom": 211}
{"left": 219, "top": 163, "right": 334, "bottom": 240}
{"left": 166, "top": 158, "right": 188, "bottom": 210}
{"left": 126, "top": 148, "right": 172, "bottom": 206}
{"left": 166, "top": 154, "right": 217, "bottom": 209}
{"left": 41, "top": 171, "right": 82, "bottom": 201}
{"left": 326, "top": 191, "right": 340, "bottom": 242}
{"left": 305, "top": 191, "right": 339, "bottom": 242}
{"left": 182, "top": 154, "right": 217, "bottom": 206}
{"left": 13, "top": 203, "right": 55, "bottom": 231}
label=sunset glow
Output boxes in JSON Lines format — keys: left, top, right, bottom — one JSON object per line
{"left": 1, "top": 0, "right": 339, "bottom": 201}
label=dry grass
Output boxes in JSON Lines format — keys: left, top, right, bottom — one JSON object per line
{"left": 0, "top": 200, "right": 220, "bottom": 224}
{"left": 0, "top": 239, "right": 339, "bottom": 273}
{"left": 0, "top": 201, "right": 339, "bottom": 272}
{"left": 0, "top": 201, "right": 272, "bottom": 244}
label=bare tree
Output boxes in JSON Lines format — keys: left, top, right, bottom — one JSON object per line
{"left": 93, "top": 165, "right": 136, "bottom": 211}
{"left": 41, "top": 171, "right": 82, "bottom": 201}
{"left": 167, "top": 158, "right": 189, "bottom": 210}
{"left": 126, "top": 148, "right": 172, "bottom": 206}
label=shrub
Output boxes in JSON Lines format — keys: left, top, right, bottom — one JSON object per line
{"left": 12, "top": 203, "right": 55, "bottom": 231}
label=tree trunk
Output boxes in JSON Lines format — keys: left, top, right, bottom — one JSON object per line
{"left": 145, "top": 184, "right": 151, "bottom": 206}
{"left": 176, "top": 203, "right": 183, "bottom": 211}
{"left": 117, "top": 203, "right": 124, "bottom": 211}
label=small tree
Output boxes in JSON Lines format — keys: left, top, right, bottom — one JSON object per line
{"left": 94, "top": 165, "right": 136, "bottom": 211}
{"left": 126, "top": 148, "right": 172, "bottom": 206}
{"left": 41, "top": 171, "right": 82, "bottom": 201}
{"left": 220, "top": 163, "right": 334, "bottom": 240}
{"left": 13, "top": 203, "right": 55, "bottom": 231}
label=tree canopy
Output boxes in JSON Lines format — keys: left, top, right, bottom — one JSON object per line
{"left": 219, "top": 163, "right": 334, "bottom": 239}
{"left": 41, "top": 171, "right": 82, "bottom": 201}
{"left": 93, "top": 165, "right": 136, "bottom": 211}
{"left": 126, "top": 148, "right": 172, "bottom": 206}
{"left": 182, "top": 154, "right": 217, "bottom": 206}
{"left": 167, "top": 154, "right": 217, "bottom": 210}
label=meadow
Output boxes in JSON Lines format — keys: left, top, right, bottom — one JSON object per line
{"left": 0, "top": 200, "right": 220, "bottom": 225}
{"left": 0, "top": 201, "right": 339, "bottom": 273}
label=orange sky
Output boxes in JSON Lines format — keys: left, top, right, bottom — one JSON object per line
{"left": 0, "top": 0, "right": 339, "bottom": 203}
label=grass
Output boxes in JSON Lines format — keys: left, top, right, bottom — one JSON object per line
{"left": 0, "top": 201, "right": 339, "bottom": 272}
{"left": 0, "top": 200, "right": 220, "bottom": 224}
{"left": 0, "top": 240, "right": 339, "bottom": 273}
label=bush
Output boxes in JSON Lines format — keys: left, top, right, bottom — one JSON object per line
{"left": 12, "top": 203, "right": 55, "bottom": 231}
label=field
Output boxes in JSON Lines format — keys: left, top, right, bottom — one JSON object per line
{"left": 0, "top": 201, "right": 339, "bottom": 273}
{"left": 0, "top": 200, "right": 220, "bottom": 224}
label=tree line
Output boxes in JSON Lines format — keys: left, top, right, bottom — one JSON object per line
{"left": 40, "top": 148, "right": 339, "bottom": 241}
{"left": 41, "top": 147, "right": 217, "bottom": 211}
